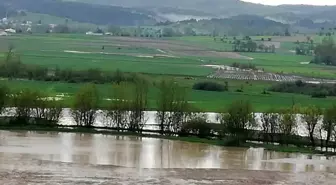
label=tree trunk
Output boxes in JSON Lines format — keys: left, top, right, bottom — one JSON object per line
{"left": 309, "top": 132, "right": 315, "bottom": 148}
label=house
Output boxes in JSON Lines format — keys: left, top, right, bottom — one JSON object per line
{"left": 85, "top": 31, "right": 103, "bottom": 36}
{"left": 0, "top": 30, "right": 8, "bottom": 36}
{"left": 5, "top": 28, "right": 16, "bottom": 33}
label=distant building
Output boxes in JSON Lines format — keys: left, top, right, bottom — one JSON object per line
{"left": 5, "top": 28, "right": 16, "bottom": 33}
{"left": 85, "top": 31, "right": 103, "bottom": 36}
{"left": 0, "top": 30, "right": 8, "bottom": 36}
{"left": 49, "top": 24, "right": 57, "bottom": 29}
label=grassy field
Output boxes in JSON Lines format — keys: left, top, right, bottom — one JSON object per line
{"left": 3, "top": 77, "right": 336, "bottom": 112}
{"left": 0, "top": 34, "right": 336, "bottom": 111}
{"left": 1, "top": 34, "right": 335, "bottom": 78}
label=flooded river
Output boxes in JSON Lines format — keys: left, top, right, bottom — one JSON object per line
{"left": 1, "top": 131, "right": 336, "bottom": 184}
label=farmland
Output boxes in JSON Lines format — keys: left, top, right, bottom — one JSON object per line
{"left": 0, "top": 33, "right": 336, "bottom": 111}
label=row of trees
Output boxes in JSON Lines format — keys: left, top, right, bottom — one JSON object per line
{"left": 295, "top": 37, "right": 315, "bottom": 56}
{"left": 269, "top": 80, "right": 336, "bottom": 98}
{"left": 232, "top": 40, "right": 276, "bottom": 53}
{"left": 2, "top": 79, "right": 336, "bottom": 151}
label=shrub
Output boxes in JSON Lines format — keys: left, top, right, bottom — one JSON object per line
{"left": 270, "top": 81, "right": 336, "bottom": 97}
{"left": 180, "top": 115, "right": 211, "bottom": 138}
{"left": 231, "top": 62, "right": 257, "bottom": 70}
{"left": 311, "top": 91, "right": 327, "bottom": 98}
{"left": 192, "top": 81, "right": 227, "bottom": 92}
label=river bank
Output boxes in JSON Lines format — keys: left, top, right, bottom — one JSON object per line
{"left": 0, "top": 124, "right": 327, "bottom": 155}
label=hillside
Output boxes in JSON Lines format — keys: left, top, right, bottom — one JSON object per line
{"left": 65, "top": 0, "right": 336, "bottom": 21}
{"left": 175, "top": 15, "right": 289, "bottom": 36}
{"left": 66, "top": 0, "right": 279, "bottom": 17}
{"left": 0, "top": 0, "right": 156, "bottom": 26}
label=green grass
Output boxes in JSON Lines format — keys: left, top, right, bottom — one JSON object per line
{"left": 3, "top": 78, "right": 336, "bottom": 112}
{"left": 169, "top": 36, "right": 234, "bottom": 51}
{"left": 19, "top": 51, "right": 212, "bottom": 76}
{"left": 1, "top": 34, "right": 336, "bottom": 78}
{"left": 1, "top": 34, "right": 336, "bottom": 111}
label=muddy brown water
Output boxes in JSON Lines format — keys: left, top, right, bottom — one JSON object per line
{"left": 1, "top": 131, "right": 336, "bottom": 184}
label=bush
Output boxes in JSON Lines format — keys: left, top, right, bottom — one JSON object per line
{"left": 270, "top": 81, "right": 336, "bottom": 97}
{"left": 180, "top": 115, "right": 211, "bottom": 138}
{"left": 192, "top": 81, "right": 227, "bottom": 92}
{"left": 231, "top": 62, "right": 257, "bottom": 70}
{"left": 311, "top": 90, "right": 327, "bottom": 98}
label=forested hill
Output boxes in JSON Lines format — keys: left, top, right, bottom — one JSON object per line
{"left": 66, "top": 0, "right": 279, "bottom": 16}
{"left": 175, "top": 15, "right": 289, "bottom": 36}
{"left": 66, "top": 0, "right": 336, "bottom": 17}
{"left": 0, "top": 0, "right": 156, "bottom": 25}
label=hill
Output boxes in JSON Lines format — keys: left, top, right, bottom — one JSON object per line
{"left": 65, "top": 0, "right": 336, "bottom": 21}
{"left": 166, "top": 15, "right": 289, "bottom": 36}
{"left": 0, "top": 0, "right": 156, "bottom": 26}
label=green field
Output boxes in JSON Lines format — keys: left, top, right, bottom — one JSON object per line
{"left": 1, "top": 34, "right": 335, "bottom": 78}
{"left": 3, "top": 76, "right": 336, "bottom": 112}
{"left": 1, "top": 34, "right": 336, "bottom": 111}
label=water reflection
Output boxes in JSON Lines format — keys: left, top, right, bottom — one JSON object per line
{"left": 0, "top": 130, "right": 336, "bottom": 172}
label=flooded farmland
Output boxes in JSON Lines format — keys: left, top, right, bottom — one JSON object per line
{"left": 1, "top": 130, "right": 336, "bottom": 184}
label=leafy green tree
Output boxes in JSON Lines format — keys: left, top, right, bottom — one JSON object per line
{"left": 181, "top": 114, "right": 210, "bottom": 138}
{"left": 54, "top": 24, "right": 70, "bottom": 33}
{"left": 156, "top": 79, "right": 190, "bottom": 134}
{"left": 11, "top": 89, "right": 37, "bottom": 124}
{"left": 313, "top": 37, "right": 336, "bottom": 65}
{"left": 261, "top": 110, "right": 280, "bottom": 143}
{"left": 0, "top": 85, "right": 8, "bottom": 115}
{"left": 107, "top": 25, "right": 122, "bottom": 36}
{"left": 161, "top": 28, "right": 175, "bottom": 37}
{"left": 71, "top": 84, "right": 99, "bottom": 127}
{"left": 183, "top": 27, "right": 196, "bottom": 36}
{"left": 279, "top": 107, "right": 297, "bottom": 145}
{"left": 218, "top": 100, "right": 255, "bottom": 145}
{"left": 105, "top": 82, "right": 130, "bottom": 130}
{"left": 323, "top": 105, "right": 336, "bottom": 151}
{"left": 30, "top": 91, "right": 62, "bottom": 125}
{"left": 128, "top": 76, "right": 148, "bottom": 132}
{"left": 301, "top": 106, "right": 322, "bottom": 148}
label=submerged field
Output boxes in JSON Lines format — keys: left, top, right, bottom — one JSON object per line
{"left": 0, "top": 34, "right": 336, "bottom": 111}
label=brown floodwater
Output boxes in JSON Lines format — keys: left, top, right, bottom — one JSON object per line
{"left": 1, "top": 130, "right": 336, "bottom": 185}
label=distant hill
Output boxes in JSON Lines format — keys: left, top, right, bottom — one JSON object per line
{"left": 66, "top": 0, "right": 280, "bottom": 17}
{"left": 65, "top": 0, "right": 336, "bottom": 20}
{"left": 1, "top": 0, "right": 335, "bottom": 33}
{"left": 169, "top": 15, "right": 289, "bottom": 36}
{"left": 0, "top": 0, "right": 156, "bottom": 26}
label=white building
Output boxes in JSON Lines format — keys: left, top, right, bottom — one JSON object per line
{"left": 85, "top": 31, "right": 103, "bottom": 36}
{"left": 5, "top": 28, "right": 16, "bottom": 33}
{"left": 0, "top": 30, "right": 8, "bottom": 36}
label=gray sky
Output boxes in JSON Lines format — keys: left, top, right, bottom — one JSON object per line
{"left": 242, "top": 0, "right": 336, "bottom": 5}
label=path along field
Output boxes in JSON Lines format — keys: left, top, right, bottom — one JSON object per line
{"left": 0, "top": 34, "right": 336, "bottom": 111}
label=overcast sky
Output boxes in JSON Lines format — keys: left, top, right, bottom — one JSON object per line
{"left": 242, "top": 0, "right": 336, "bottom": 6}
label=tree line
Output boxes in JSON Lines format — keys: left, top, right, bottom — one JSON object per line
{"left": 214, "top": 36, "right": 276, "bottom": 53}
{"left": 1, "top": 80, "right": 336, "bottom": 152}
{"left": 269, "top": 80, "right": 336, "bottom": 98}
